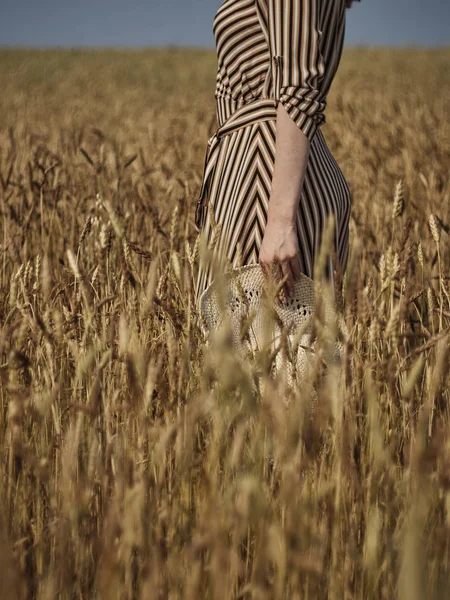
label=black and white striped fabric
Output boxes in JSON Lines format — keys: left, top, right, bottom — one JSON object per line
{"left": 195, "top": 0, "right": 352, "bottom": 304}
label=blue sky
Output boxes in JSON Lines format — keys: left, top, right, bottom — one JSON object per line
{"left": 0, "top": 0, "right": 448, "bottom": 48}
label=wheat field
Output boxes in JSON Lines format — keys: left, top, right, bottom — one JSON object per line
{"left": 0, "top": 48, "right": 449, "bottom": 599}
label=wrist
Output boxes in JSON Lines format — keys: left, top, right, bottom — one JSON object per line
{"left": 266, "top": 215, "right": 296, "bottom": 230}
{"left": 267, "top": 206, "right": 296, "bottom": 227}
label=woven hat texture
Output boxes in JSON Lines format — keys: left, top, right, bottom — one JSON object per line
{"left": 198, "top": 263, "right": 342, "bottom": 387}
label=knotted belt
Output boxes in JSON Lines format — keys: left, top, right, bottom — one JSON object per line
{"left": 194, "top": 96, "right": 280, "bottom": 232}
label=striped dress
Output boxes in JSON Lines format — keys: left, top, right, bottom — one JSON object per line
{"left": 194, "top": 0, "right": 352, "bottom": 304}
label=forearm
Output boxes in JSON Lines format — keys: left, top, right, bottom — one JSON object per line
{"left": 267, "top": 102, "right": 310, "bottom": 225}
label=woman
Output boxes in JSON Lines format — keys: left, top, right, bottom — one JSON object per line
{"left": 194, "top": 0, "right": 358, "bottom": 307}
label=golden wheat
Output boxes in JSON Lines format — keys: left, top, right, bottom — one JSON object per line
{"left": 0, "top": 47, "right": 449, "bottom": 599}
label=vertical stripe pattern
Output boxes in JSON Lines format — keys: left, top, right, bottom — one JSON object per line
{"left": 195, "top": 0, "right": 351, "bottom": 305}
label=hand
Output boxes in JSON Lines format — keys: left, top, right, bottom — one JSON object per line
{"left": 258, "top": 216, "right": 302, "bottom": 300}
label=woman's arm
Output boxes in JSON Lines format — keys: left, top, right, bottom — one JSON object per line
{"left": 258, "top": 0, "right": 327, "bottom": 299}
{"left": 267, "top": 102, "right": 310, "bottom": 225}
{"left": 258, "top": 102, "right": 310, "bottom": 299}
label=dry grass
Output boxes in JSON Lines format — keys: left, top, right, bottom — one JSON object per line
{"left": 0, "top": 47, "right": 449, "bottom": 599}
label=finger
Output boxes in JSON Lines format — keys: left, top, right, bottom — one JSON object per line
{"left": 261, "top": 262, "right": 274, "bottom": 283}
{"left": 269, "top": 260, "right": 282, "bottom": 285}
{"left": 258, "top": 260, "right": 267, "bottom": 279}
{"left": 290, "top": 254, "right": 302, "bottom": 280}
{"left": 259, "top": 259, "right": 272, "bottom": 281}
{"left": 280, "top": 260, "right": 294, "bottom": 299}
{"left": 270, "top": 261, "right": 286, "bottom": 304}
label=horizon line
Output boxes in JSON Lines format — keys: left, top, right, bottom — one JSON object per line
{"left": 0, "top": 44, "right": 449, "bottom": 51}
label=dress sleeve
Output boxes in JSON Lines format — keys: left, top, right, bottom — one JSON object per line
{"left": 267, "top": 0, "right": 327, "bottom": 141}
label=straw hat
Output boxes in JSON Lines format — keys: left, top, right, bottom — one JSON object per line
{"left": 198, "top": 263, "right": 343, "bottom": 388}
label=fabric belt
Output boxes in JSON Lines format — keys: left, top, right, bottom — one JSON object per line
{"left": 194, "top": 96, "right": 279, "bottom": 232}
